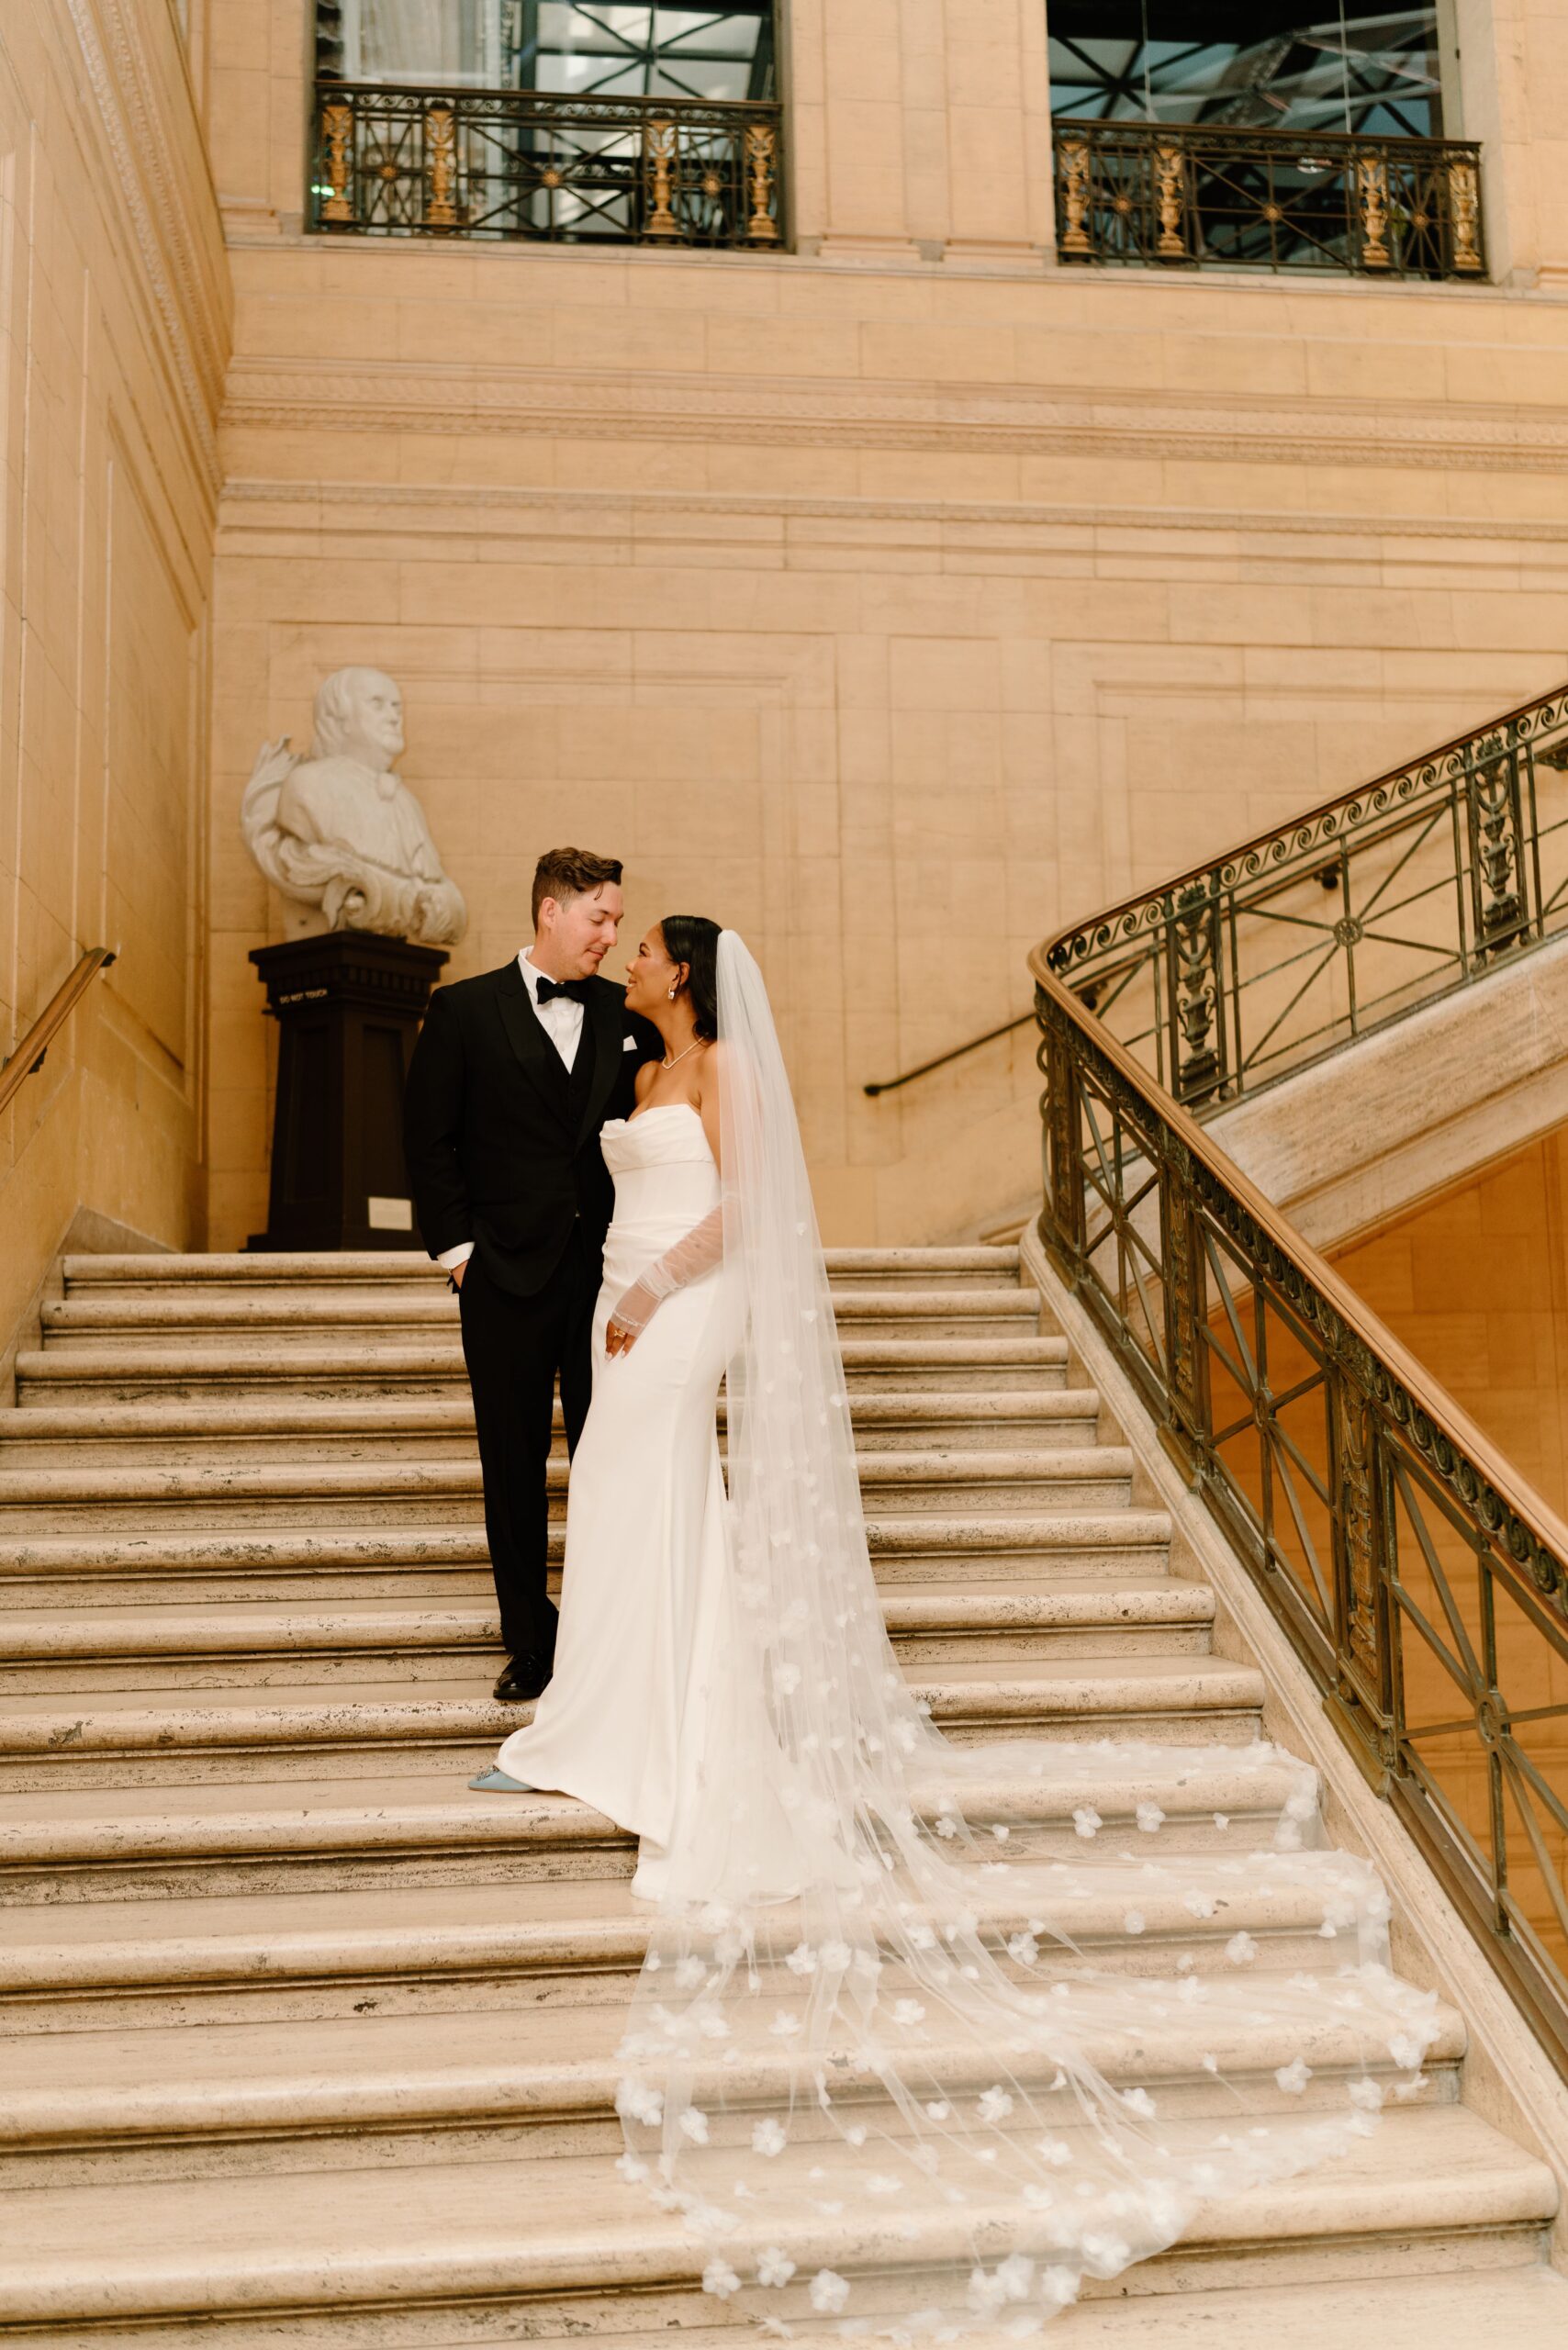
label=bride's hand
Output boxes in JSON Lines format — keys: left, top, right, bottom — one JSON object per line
{"left": 605, "top": 1318, "right": 638, "bottom": 1358}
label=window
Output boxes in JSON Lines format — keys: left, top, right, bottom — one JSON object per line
{"left": 1047, "top": 3, "right": 1449, "bottom": 139}
{"left": 317, "top": 3, "right": 777, "bottom": 102}
{"left": 310, "top": 3, "right": 784, "bottom": 251}
{"left": 1047, "top": 4, "right": 1480, "bottom": 277}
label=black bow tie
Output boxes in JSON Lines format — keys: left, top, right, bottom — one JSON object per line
{"left": 535, "top": 975, "right": 590, "bottom": 1006}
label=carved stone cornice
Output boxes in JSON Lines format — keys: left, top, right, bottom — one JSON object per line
{"left": 65, "top": 0, "right": 229, "bottom": 494}
{"left": 216, "top": 475, "right": 1568, "bottom": 549}
{"left": 222, "top": 356, "right": 1568, "bottom": 477}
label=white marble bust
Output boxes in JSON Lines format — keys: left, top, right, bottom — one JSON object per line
{"left": 241, "top": 667, "right": 466, "bottom": 946}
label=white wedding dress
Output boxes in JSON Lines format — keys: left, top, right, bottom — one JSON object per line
{"left": 481, "top": 934, "right": 1442, "bottom": 2344}
{"left": 495, "top": 1105, "right": 734, "bottom": 1897}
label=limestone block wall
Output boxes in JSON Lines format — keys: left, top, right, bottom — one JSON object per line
{"left": 202, "top": 0, "right": 1568, "bottom": 1247}
{"left": 208, "top": 237, "right": 1568, "bottom": 1245}
{"left": 0, "top": 0, "right": 230, "bottom": 1354}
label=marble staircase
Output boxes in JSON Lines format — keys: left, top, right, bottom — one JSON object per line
{"left": 0, "top": 1247, "right": 1562, "bottom": 2344}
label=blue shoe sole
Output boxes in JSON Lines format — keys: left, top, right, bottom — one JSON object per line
{"left": 468, "top": 1769, "right": 533, "bottom": 1793}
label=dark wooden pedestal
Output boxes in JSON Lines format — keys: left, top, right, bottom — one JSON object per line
{"left": 248, "top": 932, "right": 447, "bottom": 1253}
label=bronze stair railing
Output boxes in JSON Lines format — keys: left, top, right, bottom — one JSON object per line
{"left": 1051, "top": 685, "right": 1568, "bottom": 1113}
{"left": 868, "top": 683, "right": 1568, "bottom": 1102}
{"left": 0, "top": 948, "right": 117, "bottom": 1122}
{"left": 1031, "top": 691, "right": 1568, "bottom": 2076}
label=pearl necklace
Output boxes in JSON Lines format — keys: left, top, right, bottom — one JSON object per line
{"left": 661, "top": 1036, "right": 704, "bottom": 1071}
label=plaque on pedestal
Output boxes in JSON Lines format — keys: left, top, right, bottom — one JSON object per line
{"left": 248, "top": 932, "right": 447, "bottom": 1252}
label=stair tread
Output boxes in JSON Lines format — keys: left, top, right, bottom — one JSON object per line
{"left": 0, "top": 1651, "right": 1259, "bottom": 1719}
{"left": 63, "top": 1248, "right": 1022, "bottom": 1283}
{"left": 0, "top": 1785, "right": 1353, "bottom": 1936}
{"left": 0, "top": 1446, "right": 1131, "bottom": 1502}
{"left": 0, "top": 1740, "right": 1305, "bottom": 1845}
{"left": 43, "top": 1285, "right": 1042, "bottom": 1326}
{"left": 2, "top": 1984, "right": 1468, "bottom": 2122}
{"left": 0, "top": 1388, "right": 1101, "bottom": 1438}
{"left": 657, "top": 2270, "right": 1568, "bottom": 2350}
{"left": 0, "top": 2109, "right": 1551, "bottom": 2320}
{"left": 0, "top": 1510, "right": 1173, "bottom": 1572}
{"left": 0, "top": 1578, "right": 1213, "bottom": 1651}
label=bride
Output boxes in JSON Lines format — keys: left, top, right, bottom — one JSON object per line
{"left": 471, "top": 921, "right": 1439, "bottom": 2340}
{"left": 472, "top": 913, "right": 752, "bottom": 1901}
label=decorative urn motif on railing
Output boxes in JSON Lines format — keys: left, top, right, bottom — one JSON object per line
{"left": 1032, "top": 686, "right": 1568, "bottom": 2079}
{"left": 310, "top": 82, "right": 784, "bottom": 250}
{"left": 1052, "top": 118, "right": 1485, "bottom": 280}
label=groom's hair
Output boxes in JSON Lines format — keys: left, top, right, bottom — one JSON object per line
{"left": 532, "top": 846, "right": 622, "bottom": 923}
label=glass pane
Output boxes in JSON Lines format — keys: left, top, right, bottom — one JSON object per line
{"left": 327, "top": 2, "right": 778, "bottom": 100}
{"left": 1048, "top": 5, "right": 1444, "bottom": 139}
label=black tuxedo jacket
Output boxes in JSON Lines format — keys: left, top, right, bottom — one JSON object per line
{"left": 403, "top": 960, "right": 661, "bottom": 1297}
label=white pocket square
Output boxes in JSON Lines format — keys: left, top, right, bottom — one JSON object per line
{"left": 622, "top": 1035, "right": 638, "bottom": 1051}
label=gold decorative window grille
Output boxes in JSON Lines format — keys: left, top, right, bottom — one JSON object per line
{"left": 309, "top": 82, "right": 783, "bottom": 250}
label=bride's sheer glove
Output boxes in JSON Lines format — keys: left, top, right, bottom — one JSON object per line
{"left": 605, "top": 1204, "right": 724, "bottom": 1354}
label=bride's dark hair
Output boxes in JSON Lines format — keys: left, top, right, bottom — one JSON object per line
{"left": 658, "top": 913, "right": 722, "bottom": 1042}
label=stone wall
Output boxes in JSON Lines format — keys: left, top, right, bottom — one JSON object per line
{"left": 203, "top": 1, "right": 1568, "bottom": 1246}
{"left": 0, "top": 0, "right": 230, "bottom": 1354}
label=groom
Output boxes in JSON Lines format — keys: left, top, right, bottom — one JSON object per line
{"left": 403, "top": 847, "right": 661, "bottom": 1701}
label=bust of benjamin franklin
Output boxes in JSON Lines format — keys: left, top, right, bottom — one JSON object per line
{"left": 241, "top": 667, "right": 466, "bottom": 947}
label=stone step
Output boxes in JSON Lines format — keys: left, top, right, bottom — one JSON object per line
{"left": 0, "top": 1986, "right": 1467, "bottom": 2189}
{"left": 544, "top": 2272, "right": 1568, "bottom": 2350}
{"left": 63, "top": 1246, "right": 1024, "bottom": 1295}
{"left": 0, "top": 1579, "right": 1214, "bottom": 1685}
{"left": 0, "top": 1446, "right": 1136, "bottom": 1532}
{"left": 0, "top": 1654, "right": 1264, "bottom": 1781}
{"left": 39, "top": 1286, "right": 1047, "bottom": 1349}
{"left": 15, "top": 1332, "right": 1072, "bottom": 1401}
{"left": 0, "top": 1387, "right": 1103, "bottom": 1463}
{"left": 0, "top": 2108, "right": 1551, "bottom": 2341}
{"left": 0, "top": 1746, "right": 1311, "bottom": 1909}
{"left": 0, "top": 1512, "right": 1175, "bottom": 1620}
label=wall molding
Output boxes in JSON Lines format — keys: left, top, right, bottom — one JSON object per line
{"left": 216, "top": 474, "right": 1568, "bottom": 550}
{"left": 65, "top": 0, "right": 228, "bottom": 495}
{"left": 222, "top": 356, "right": 1568, "bottom": 477}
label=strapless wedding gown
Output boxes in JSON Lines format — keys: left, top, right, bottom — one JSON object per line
{"left": 494, "top": 1104, "right": 739, "bottom": 1899}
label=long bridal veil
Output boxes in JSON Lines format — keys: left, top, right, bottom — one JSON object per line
{"left": 613, "top": 930, "right": 1439, "bottom": 2339}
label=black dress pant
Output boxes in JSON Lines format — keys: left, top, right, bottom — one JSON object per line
{"left": 456, "top": 1230, "right": 597, "bottom": 1661}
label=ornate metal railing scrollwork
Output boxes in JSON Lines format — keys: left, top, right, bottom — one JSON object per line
{"left": 1033, "top": 704, "right": 1568, "bottom": 2076}
{"left": 1052, "top": 118, "right": 1485, "bottom": 280}
{"left": 1049, "top": 686, "right": 1568, "bottom": 1113}
{"left": 309, "top": 82, "right": 784, "bottom": 251}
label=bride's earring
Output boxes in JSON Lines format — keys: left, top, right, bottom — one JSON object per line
{"left": 667, "top": 986, "right": 678, "bottom": 1000}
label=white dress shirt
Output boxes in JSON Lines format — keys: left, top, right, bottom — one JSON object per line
{"left": 436, "top": 950, "right": 586, "bottom": 1275}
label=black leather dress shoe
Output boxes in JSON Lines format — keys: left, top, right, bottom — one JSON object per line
{"left": 493, "top": 1655, "right": 551, "bottom": 1703}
